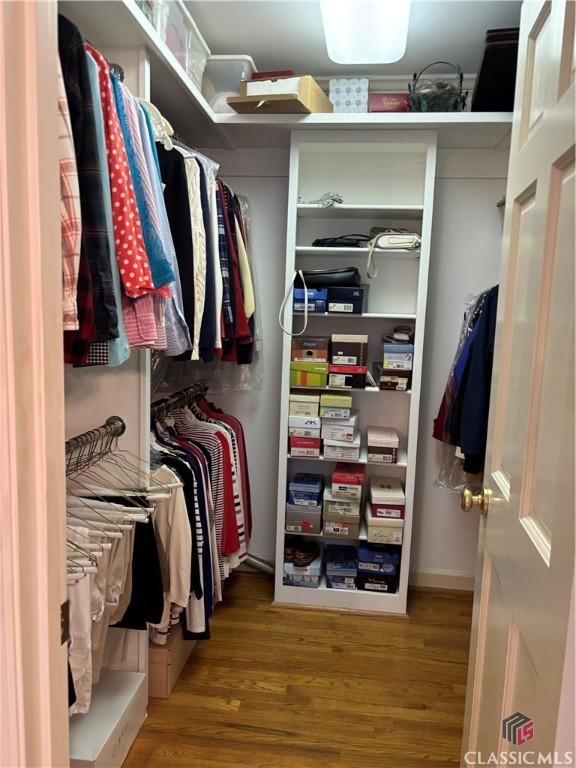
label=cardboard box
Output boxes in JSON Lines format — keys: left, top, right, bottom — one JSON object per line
{"left": 326, "top": 543, "right": 357, "bottom": 589}
{"left": 230, "top": 75, "right": 333, "bottom": 114}
{"left": 293, "top": 287, "right": 328, "bottom": 314}
{"left": 292, "top": 336, "right": 330, "bottom": 362}
{"left": 288, "top": 473, "right": 323, "bottom": 505}
{"left": 358, "top": 542, "right": 401, "bottom": 575}
{"left": 370, "top": 478, "right": 405, "bottom": 519}
{"left": 367, "top": 427, "right": 399, "bottom": 464}
{"left": 283, "top": 553, "right": 323, "bottom": 587}
{"left": 289, "top": 426, "right": 321, "bottom": 439}
{"left": 289, "top": 393, "right": 320, "bottom": 417}
{"left": 382, "top": 342, "right": 414, "bottom": 371}
{"left": 331, "top": 463, "right": 365, "bottom": 500}
{"left": 331, "top": 334, "right": 368, "bottom": 366}
{"left": 357, "top": 571, "right": 399, "bottom": 593}
{"left": 328, "top": 364, "right": 367, "bottom": 390}
{"left": 285, "top": 503, "right": 322, "bottom": 534}
{"left": 368, "top": 92, "right": 410, "bottom": 112}
{"left": 148, "top": 625, "right": 196, "bottom": 699}
{"left": 289, "top": 414, "right": 321, "bottom": 429}
{"left": 373, "top": 363, "right": 411, "bottom": 392}
{"left": 366, "top": 505, "right": 404, "bottom": 545}
{"left": 323, "top": 512, "right": 360, "bottom": 539}
{"left": 327, "top": 285, "right": 368, "bottom": 314}
{"left": 290, "top": 361, "right": 329, "bottom": 388}
{"left": 323, "top": 487, "right": 360, "bottom": 517}
{"left": 324, "top": 432, "right": 361, "bottom": 461}
{"left": 320, "top": 393, "right": 353, "bottom": 409}
{"left": 321, "top": 411, "right": 358, "bottom": 442}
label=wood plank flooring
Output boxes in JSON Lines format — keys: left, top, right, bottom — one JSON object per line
{"left": 124, "top": 572, "right": 473, "bottom": 768}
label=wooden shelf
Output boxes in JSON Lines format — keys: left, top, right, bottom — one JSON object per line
{"left": 297, "top": 204, "right": 423, "bottom": 219}
{"left": 286, "top": 520, "right": 368, "bottom": 542}
{"left": 290, "top": 385, "right": 411, "bottom": 394}
{"left": 295, "top": 246, "right": 420, "bottom": 258}
{"left": 60, "top": 1, "right": 513, "bottom": 151}
{"left": 294, "top": 312, "right": 417, "bottom": 320}
{"left": 287, "top": 448, "right": 408, "bottom": 467}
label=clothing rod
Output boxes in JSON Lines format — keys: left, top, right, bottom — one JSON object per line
{"left": 151, "top": 382, "right": 209, "bottom": 421}
{"left": 65, "top": 416, "right": 126, "bottom": 454}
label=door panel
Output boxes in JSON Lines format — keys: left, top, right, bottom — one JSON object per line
{"left": 462, "top": 0, "right": 575, "bottom": 761}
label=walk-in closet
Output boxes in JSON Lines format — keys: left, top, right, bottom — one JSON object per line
{"left": 2, "top": 1, "right": 575, "bottom": 767}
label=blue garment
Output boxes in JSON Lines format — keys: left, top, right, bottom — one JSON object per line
{"left": 85, "top": 52, "right": 131, "bottom": 367}
{"left": 110, "top": 74, "right": 175, "bottom": 290}
{"left": 137, "top": 104, "right": 191, "bottom": 356}
{"left": 460, "top": 286, "right": 499, "bottom": 473}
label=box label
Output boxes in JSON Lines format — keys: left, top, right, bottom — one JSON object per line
{"left": 324, "top": 524, "right": 349, "bottom": 535}
{"left": 368, "top": 453, "right": 394, "bottom": 463}
{"left": 332, "top": 354, "right": 357, "bottom": 365}
{"left": 320, "top": 408, "right": 350, "bottom": 419}
{"left": 364, "top": 582, "right": 389, "bottom": 591}
{"left": 373, "top": 507, "right": 403, "bottom": 518}
{"left": 329, "top": 303, "right": 353, "bottom": 313}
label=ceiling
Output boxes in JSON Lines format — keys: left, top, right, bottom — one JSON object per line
{"left": 188, "top": 0, "right": 521, "bottom": 77}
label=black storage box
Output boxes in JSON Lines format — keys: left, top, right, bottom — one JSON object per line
{"left": 327, "top": 285, "right": 368, "bottom": 314}
{"left": 472, "top": 27, "right": 519, "bottom": 112}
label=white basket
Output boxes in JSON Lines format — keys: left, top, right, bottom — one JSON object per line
{"left": 203, "top": 54, "right": 258, "bottom": 111}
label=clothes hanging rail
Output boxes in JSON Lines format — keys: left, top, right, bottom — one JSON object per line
{"left": 150, "top": 382, "right": 209, "bottom": 423}
{"left": 65, "top": 416, "right": 127, "bottom": 475}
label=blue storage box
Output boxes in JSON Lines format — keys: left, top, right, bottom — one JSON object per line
{"left": 288, "top": 473, "right": 324, "bottom": 505}
{"left": 382, "top": 343, "right": 414, "bottom": 371}
{"left": 326, "top": 544, "right": 357, "bottom": 589}
{"left": 294, "top": 288, "right": 328, "bottom": 314}
{"left": 358, "top": 543, "right": 401, "bottom": 575}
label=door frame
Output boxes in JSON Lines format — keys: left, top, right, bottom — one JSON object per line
{"left": 0, "top": 2, "right": 69, "bottom": 766}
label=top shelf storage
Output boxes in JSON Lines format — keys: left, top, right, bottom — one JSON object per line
{"left": 296, "top": 204, "right": 424, "bottom": 220}
{"left": 60, "top": 0, "right": 514, "bottom": 151}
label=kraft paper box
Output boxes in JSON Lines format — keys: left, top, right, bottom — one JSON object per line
{"left": 370, "top": 478, "right": 405, "bottom": 518}
{"left": 289, "top": 393, "right": 320, "bottom": 417}
{"left": 292, "top": 336, "right": 330, "bottom": 362}
{"left": 323, "top": 512, "right": 360, "bottom": 539}
{"left": 285, "top": 503, "right": 322, "bottom": 534}
{"left": 331, "top": 334, "right": 368, "bottom": 366}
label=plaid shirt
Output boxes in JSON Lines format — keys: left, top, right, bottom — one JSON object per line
{"left": 58, "top": 59, "right": 82, "bottom": 331}
{"left": 216, "top": 183, "right": 234, "bottom": 334}
{"left": 59, "top": 16, "right": 118, "bottom": 350}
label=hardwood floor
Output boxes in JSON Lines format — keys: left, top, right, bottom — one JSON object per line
{"left": 124, "top": 572, "right": 473, "bottom": 768}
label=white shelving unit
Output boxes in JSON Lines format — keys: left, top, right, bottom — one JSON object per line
{"left": 275, "top": 130, "right": 437, "bottom": 615}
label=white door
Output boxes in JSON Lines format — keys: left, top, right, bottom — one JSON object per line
{"left": 461, "top": 0, "right": 575, "bottom": 764}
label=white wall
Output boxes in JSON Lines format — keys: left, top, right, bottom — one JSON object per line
{"left": 206, "top": 146, "right": 508, "bottom": 585}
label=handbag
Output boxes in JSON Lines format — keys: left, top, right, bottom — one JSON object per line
{"left": 278, "top": 267, "right": 361, "bottom": 336}
{"left": 294, "top": 266, "right": 360, "bottom": 288}
{"left": 311, "top": 234, "right": 370, "bottom": 248}
{"left": 366, "top": 228, "right": 422, "bottom": 279}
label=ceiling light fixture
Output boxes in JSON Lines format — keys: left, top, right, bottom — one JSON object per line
{"left": 320, "top": 0, "right": 412, "bottom": 65}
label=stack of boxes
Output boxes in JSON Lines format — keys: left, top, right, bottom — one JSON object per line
{"left": 366, "top": 477, "right": 405, "bottom": 545}
{"left": 329, "top": 333, "right": 368, "bottom": 389}
{"left": 289, "top": 391, "right": 321, "bottom": 457}
{"left": 286, "top": 473, "right": 324, "bottom": 533}
{"left": 320, "top": 393, "right": 360, "bottom": 460}
{"left": 357, "top": 542, "right": 401, "bottom": 592}
{"left": 290, "top": 335, "right": 330, "bottom": 389}
{"left": 326, "top": 544, "right": 358, "bottom": 590}
{"left": 322, "top": 463, "right": 364, "bottom": 539}
{"left": 374, "top": 335, "right": 414, "bottom": 391}
{"left": 367, "top": 427, "right": 400, "bottom": 464}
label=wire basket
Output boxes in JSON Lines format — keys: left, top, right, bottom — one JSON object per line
{"left": 408, "top": 61, "right": 468, "bottom": 112}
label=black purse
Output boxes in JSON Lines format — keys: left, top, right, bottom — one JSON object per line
{"left": 311, "top": 234, "right": 370, "bottom": 248}
{"left": 294, "top": 267, "right": 361, "bottom": 288}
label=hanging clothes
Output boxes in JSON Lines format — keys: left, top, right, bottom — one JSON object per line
{"left": 433, "top": 285, "right": 499, "bottom": 475}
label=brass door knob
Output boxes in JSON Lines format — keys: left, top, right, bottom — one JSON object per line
{"left": 461, "top": 487, "right": 491, "bottom": 515}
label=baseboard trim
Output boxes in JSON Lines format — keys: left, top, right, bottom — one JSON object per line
{"left": 409, "top": 569, "right": 475, "bottom": 592}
